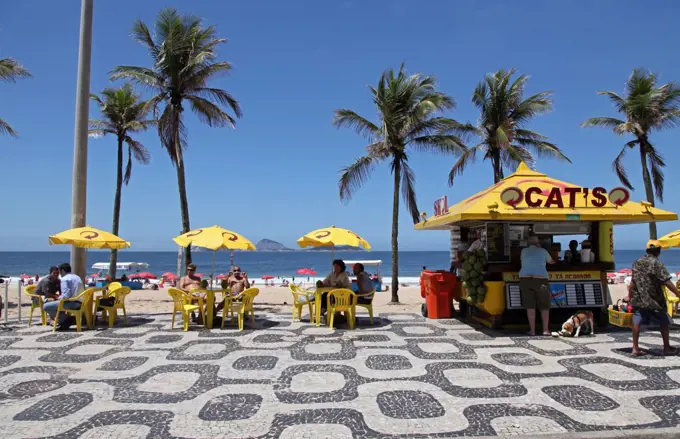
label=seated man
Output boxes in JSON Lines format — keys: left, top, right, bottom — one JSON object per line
{"left": 179, "top": 264, "right": 204, "bottom": 321}
{"left": 34, "top": 266, "right": 61, "bottom": 305}
{"left": 353, "top": 263, "right": 374, "bottom": 305}
{"left": 218, "top": 267, "right": 250, "bottom": 310}
{"left": 43, "top": 263, "right": 84, "bottom": 329}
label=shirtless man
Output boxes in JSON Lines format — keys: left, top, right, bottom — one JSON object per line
{"left": 216, "top": 266, "right": 250, "bottom": 313}
{"left": 179, "top": 264, "right": 204, "bottom": 321}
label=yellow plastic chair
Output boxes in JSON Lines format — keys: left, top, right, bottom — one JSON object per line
{"left": 290, "top": 284, "right": 315, "bottom": 322}
{"left": 25, "top": 285, "right": 47, "bottom": 326}
{"left": 665, "top": 286, "right": 679, "bottom": 317}
{"left": 53, "top": 288, "right": 96, "bottom": 332}
{"left": 168, "top": 288, "right": 200, "bottom": 331}
{"left": 353, "top": 289, "right": 376, "bottom": 325}
{"left": 106, "top": 282, "right": 122, "bottom": 295}
{"left": 95, "top": 286, "right": 131, "bottom": 328}
{"left": 187, "top": 287, "right": 207, "bottom": 324}
{"left": 328, "top": 288, "right": 356, "bottom": 329}
{"left": 222, "top": 288, "right": 259, "bottom": 330}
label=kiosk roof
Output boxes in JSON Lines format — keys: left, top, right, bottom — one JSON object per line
{"left": 416, "top": 163, "right": 678, "bottom": 230}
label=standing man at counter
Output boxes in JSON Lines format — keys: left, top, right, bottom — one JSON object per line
{"left": 519, "top": 235, "right": 555, "bottom": 336}
{"left": 626, "top": 240, "right": 678, "bottom": 356}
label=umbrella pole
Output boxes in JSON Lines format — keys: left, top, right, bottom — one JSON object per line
{"left": 230, "top": 250, "right": 234, "bottom": 270}
{"left": 211, "top": 251, "right": 216, "bottom": 291}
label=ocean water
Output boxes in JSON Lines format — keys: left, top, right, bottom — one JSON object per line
{"left": 1, "top": 250, "right": 679, "bottom": 283}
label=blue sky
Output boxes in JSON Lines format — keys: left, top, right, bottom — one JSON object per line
{"left": 2, "top": 0, "right": 680, "bottom": 251}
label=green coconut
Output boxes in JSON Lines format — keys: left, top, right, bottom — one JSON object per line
{"left": 477, "top": 286, "right": 487, "bottom": 295}
{"left": 463, "top": 262, "right": 472, "bottom": 272}
{"left": 462, "top": 272, "right": 471, "bottom": 282}
{"left": 462, "top": 251, "right": 472, "bottom": 260}
{"left": 469, "top": 270, "right": 479, "bottom": 278}
{"left": 470, "top": 278, "right": 481, "bottom": 287}
{"left": 466, "top": 296, "right": 474, "bottom": 304}
{"left": 475, "top": 248, "right": 486, "bottom": 257}
{"left": 473, "top": 262, "right": 484, "bottom": 271}
{"left": 468, "top": 255, "right": 477, "bottom": 264}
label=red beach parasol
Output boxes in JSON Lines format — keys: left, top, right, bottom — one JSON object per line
{"left": 296, "top": 268, "right": 317, "bottom": 276}
{"left": 262, "top": 275, "right": 274, "bottom": 280}
{"left": 129, "top": 272, "right": 157, "bottom": 279}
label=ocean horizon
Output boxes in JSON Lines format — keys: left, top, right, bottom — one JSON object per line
{"left": 2, "top": 249, "right": 680, "bottom": 281}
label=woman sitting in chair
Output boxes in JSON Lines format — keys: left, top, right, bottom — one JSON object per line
{"left": 316, "top": 259, "right": 351, "bottom": 315}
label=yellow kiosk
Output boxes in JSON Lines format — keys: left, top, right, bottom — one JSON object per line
{"left": 416, "top": 163, "right": 678, "bottom": 328}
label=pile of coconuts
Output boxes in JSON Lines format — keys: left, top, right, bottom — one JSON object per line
{"left": 461, "top": 248, "right": 487, "bottom": 304}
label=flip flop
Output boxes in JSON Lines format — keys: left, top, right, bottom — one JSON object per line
{"left": 631, "top": 350, "right": 647, "bottom": 357}
{"left": 526, "top": 331, "right": 536, "bottom": 336}
{"left": 542, "top": 332, "right": 552, "bottom": 337}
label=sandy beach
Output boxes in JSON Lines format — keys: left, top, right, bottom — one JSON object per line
{"left": 0, "top": 282, "right": 630, "bottom": 322}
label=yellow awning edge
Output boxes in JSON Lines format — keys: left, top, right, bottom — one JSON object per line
{"left": 416, "top": 162, "right": 678, "bottom": 230}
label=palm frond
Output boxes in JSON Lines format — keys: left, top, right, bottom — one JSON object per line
{"left": 109, "top": 66, "right": 164, "bottom": 91}
{"left": 448, "top": 144, "right": 484, "bottom": 186}
{"left": 596, "top": 91, "right": 627, "bottom": 114}
{"left": 124, "top": 147, "right": 133, "bottom": 186}
{"left": 0, "top": 116, "right": 18, "bottom": 137}
{"left": 194, "top": 87, "right": 242, "bottom": 118}
{"left": 131, "top": 20, "right": 160, "bottom": 60}
{"left": 0, "top": 58, "right": 31, "bottom": 82}
{"left": 186, "top": 95, "right": 236, "bottom": 128}
{"left": 580, "top": 117, "right": 626, "bottom": 131}
{"left": 400, "top": 159, "right": 420, "bottom": 224}
{"left": 125, "top": 136, "right": 151, "bottom": 165}
{"left": 612, "top": 141, "right": 637, "bottom": 190}
{"left": 333, "top": 109, "right": 380, "bottom": 140}
{"left": 501, "top": 145, "right": 535, "bottom": 169}
{"left": 408, "top": 134, "right": 467, "bottom": 156}
{"left": 339, "top": 155, "right": 379, "bottom": 202}
{"left": 646, "top": 145, "right": 665, "bottom": 202}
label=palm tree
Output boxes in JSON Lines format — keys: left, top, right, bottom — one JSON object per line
{"left": 449, "top": 69, "right": 569, "bottom": 185}
{"left": 111, "top": 8, "right": 242, "bottom": 264}
{"left": 89, "top": 84, "right": 154, "bottom": 280}
{"left": 0, "top": 57, "right": 31, "bottom": 137}
{"left": 335, "top": 65, "right": 467, "bottom": 303}
{"left": 582, "top": 68, "right": 680, "bottom": 239}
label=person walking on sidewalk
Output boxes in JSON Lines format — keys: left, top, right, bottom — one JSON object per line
{"left": 626, "top": 240, "right": 679, "bottom": 357}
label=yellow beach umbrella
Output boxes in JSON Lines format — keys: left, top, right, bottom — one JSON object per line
{"left": 49, "top": 226, "right": 130, "bottom": 249}
{"left": 173, "top": 225, "right": 256, "bottom": 251}
{"left": 297, "top": 225, "right": 371, "bottom": 261}
{"left": 173, "top": 225, "right": 256, "bottom": 283}
{"left": 657, "top": 229, "right": 680, "bottom": 248}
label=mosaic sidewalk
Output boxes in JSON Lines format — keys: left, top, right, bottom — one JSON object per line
{"left": 0, "top": 310, "right": 679, "bottom": 438}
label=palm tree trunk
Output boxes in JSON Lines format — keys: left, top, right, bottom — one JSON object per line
{"left": 492, "top": 151, "right": 503, "bottom": 183}
{"left": 639, "top": 141, "right": 657, "bottom": 239}
{"left": 173, "top": 108, "right": 192, "bottom": 266}
{"left": 108, "top": 136, "right": 124, "bottom": 280}
{"left": 176, "top": 153, "right": 192, "bottom": 264}
{"left": 390, "top": 160, "right": 401, "bottom": 303}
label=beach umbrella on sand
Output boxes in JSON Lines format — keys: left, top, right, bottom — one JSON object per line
{"left": 296, "top": 268, "right": 317, "bottom": 276}
{"left": 262, "top": 275, "right": 274, "bottom": 280}
{"left": 216, "top": 274, "right": 229, "bottom": 279}
{"left": 162, "top": 272, "right": 176, "bottom": 278}
{"left": 297, "top": 226, "right": 371, "bottom": 262}
{"left": 173, "top": 225, "right": 256, "bottom": 288}
{"left": 618, "top": 268, "right": 632, "bottom": 274}
{"left": 129, "top": 272, "right": 157, "bottom": 280}
{"left": 49, "top": 226, "right": 130, "bottom": 249}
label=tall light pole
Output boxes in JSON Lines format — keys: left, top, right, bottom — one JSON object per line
{"left": 70, "top": 0, "right": 94, "bottom": 280}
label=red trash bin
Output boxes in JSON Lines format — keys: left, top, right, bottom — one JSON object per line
{"left": 422, "top": 270, "right": 456, "bottom": 319}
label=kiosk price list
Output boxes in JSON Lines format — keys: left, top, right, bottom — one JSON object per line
{"left": 506, "top": 281, "right": 604, "bottom": 309}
